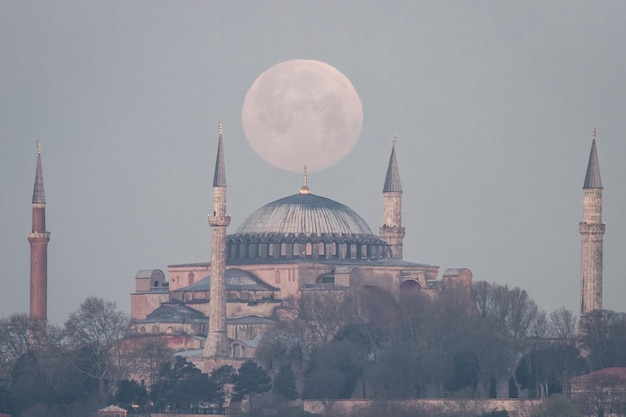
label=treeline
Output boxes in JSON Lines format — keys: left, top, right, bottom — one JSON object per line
{"left": 256, "top": 282, "right": 626, "bottom": 402}
{"left": 1, "top": 283, "right": 626, "bottom": 416}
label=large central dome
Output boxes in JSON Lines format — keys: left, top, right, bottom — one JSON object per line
{"left": 226, "top": 191, "right": 391, "bottom": 262}
{"left": 234, "top": 193, "right": 375, "bottom": 237}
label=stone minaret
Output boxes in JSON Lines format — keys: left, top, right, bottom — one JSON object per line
{"left": 579, "top": 129, "right": 604, "bottom": 315}
{"left": 379, "top": 137, "right": 405, "bottom": 259}
{"left": 204, "top": 122, "right": 231, "bottom": 357}
{"left": 28, "top": 143, "right": 51, "bottom": 322}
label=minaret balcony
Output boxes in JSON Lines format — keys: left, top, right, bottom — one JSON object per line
{"left": 27, "top": 232, "right": 50, "bottom": 240}
{"left": 209, "top": 215, "right": 231, "bottom": 227}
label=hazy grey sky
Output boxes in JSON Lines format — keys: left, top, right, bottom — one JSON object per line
{"left": 1, "top": 2, "right": 625, "bottom": 324}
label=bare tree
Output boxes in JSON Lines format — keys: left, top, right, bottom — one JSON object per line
{"left": 0, "top": 313, "right": 63, "bottom": 379}
{"left": 298, "top": 289, "right": 356, "bottom": 347}
{"left": 549, "top": 307, "right": 577, "bottom": 340}
{"left": 64, "top": 296, "right": 131, "bottom": 397}
{"left": 122, "top": 338, "right": 173, "bottom": 387}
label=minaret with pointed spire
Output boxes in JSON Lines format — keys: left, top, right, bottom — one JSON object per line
{"left": 579, "top": 128, "right": 605, "bottom": 315}
{"left": 204, "top": 122, "right": 231, "bottom": 357}
{"left": 379, "top": 137, "right": 405, "bottom": 259}
{"left": 28, "top": 143, "right": 51, "bottom": 322}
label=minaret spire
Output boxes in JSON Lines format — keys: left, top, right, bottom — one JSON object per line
{"left": 213, "top": 121, "right": 226, "bottom": 187}
{"left": 204, "top": 121, "right": 231, "bottom": 358}
{"left": 380, "top": 136, "right": 405, "bottom": 259}
{"left": 580, "top": 128, "right": 605, "bottom": 315}
{"left": 28, "top": 142, "right": 51, "bottom": 322}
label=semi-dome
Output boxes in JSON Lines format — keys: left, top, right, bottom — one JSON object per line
{"left": 233, "top": 193, "right": 375, "bottom": 237}
{"left": 227, "top": 191, "right": 391, "bottom": 262}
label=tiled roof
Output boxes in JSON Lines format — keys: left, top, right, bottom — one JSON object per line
{"left": 138, "top": 304, "right": 206, "bottom": 324}
{"left": 570, "top": 367, "right": 626, "bottom": 383}
{"left": 227, "top": 315, "right": 276, "bottom": 325}
{"left": 175, "top": 268, "right": 279, "bottom": 292}
{"left": 99, "top": 405, "right": 127, "bottom": 412}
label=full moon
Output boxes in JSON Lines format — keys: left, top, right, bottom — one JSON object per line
{"left": 242, "top": 60, "right": 363, "bottom": 172}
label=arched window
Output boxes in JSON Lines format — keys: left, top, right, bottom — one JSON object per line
{"left": 274, "top": 270, "right": 281, "bottom": 284}
{"left": 280, "top": 242, "right": 287, "bottom": 257}
{"left": 152, "top": 326, "right": 158, "bottom": 334}
{"left": 305, "top": 242, "right": 313, "bottom": 256}
{"left": 166, "top": 327, "right": 174, "bottom": 334}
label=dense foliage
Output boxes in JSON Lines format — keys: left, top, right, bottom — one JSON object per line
{"left": 0, "top": 285, "right": 625, "bottom": 416}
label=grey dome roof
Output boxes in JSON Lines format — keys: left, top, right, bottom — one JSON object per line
{"left": 232, "top": 193, "right": 375, "bottom": 237}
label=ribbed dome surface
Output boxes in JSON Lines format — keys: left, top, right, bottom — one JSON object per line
{"left": 233, "top": 193, "right": 375, "bottom": 237}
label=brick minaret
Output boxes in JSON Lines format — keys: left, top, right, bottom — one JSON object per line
{"left": 28, "top": 143, "right": 50, "bottom": 322}
{"left": 579, "top": 129, "right": 604, "bottom": 315}
{"left": 203, "top": 122, "right": 231, "bottom": 357}
{"left": 379, "top": 137, "right": 405, "bottom": 259}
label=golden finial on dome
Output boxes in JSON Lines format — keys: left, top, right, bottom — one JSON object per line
{"left": 299, "top": 165, "right": 311, "bottom": 194}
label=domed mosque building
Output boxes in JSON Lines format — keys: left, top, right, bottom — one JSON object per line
{"left": 129, "top": 126, "right": 472, "bottom": 360}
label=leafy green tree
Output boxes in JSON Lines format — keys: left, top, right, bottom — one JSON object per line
{"left": 232, "top": 360, "right": 271, "bottom": 406}
{"left": 115, "top": 379, "right": 148, "bottom": 410}
{"left": 516, "top": 344, "right": 587, "bottom": 398}
{"left": 150, "top": 356, "right": 219, "bottom": 411}
{"left": 209, "top": 364, "right": 235, "bottom": 411}
{"left": 303, "top": 340, "right": 363, "bottom": 399}
{"left": 274, "top": 364, "right": 298, "bottom": 400}
{"left": 363, "top": 343, "right": 418, "bottom": 399}
{"left": 448, "top": 351, "right": 479, "bottom": 393}
{"left": 303, "top": 368, "right": 346, "bottom": 400}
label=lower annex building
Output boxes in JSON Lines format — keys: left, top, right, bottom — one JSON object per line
{"left": 129, "top": 126, "right": 473, "bottom": 359}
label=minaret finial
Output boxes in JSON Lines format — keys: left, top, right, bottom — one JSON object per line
{"left": 392, "top": 134, "right": 397, "bottom": 146}
{"left": 37, "top": 141, "right": 41, "bottom": 154}
{"left": 299, "top": 165, "right": 311, "bottom": 194}
{"left": 593, "top": 127, "right": 596, "bottom": 141}
{"left": 219, "top": 120, "right": 223, "bottom": 137}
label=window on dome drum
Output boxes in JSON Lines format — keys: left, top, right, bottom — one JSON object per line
{"left": 280, "top": 243, "right": 287, "bottom": 256}
{"left": 305, "top": 242, "right": 313, "bottom": 256}
{"left": 293, "top": 242, "right": 299, "bottom": 256}
{"left": 318, "top": 242, "right": 325, "bottom": 256}
{"left": 268, "top": 243, "right": 274, "bottom": 257}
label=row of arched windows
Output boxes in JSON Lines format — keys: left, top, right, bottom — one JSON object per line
{"left": 227, "top": 239, "right": 389, "bottom": 261}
